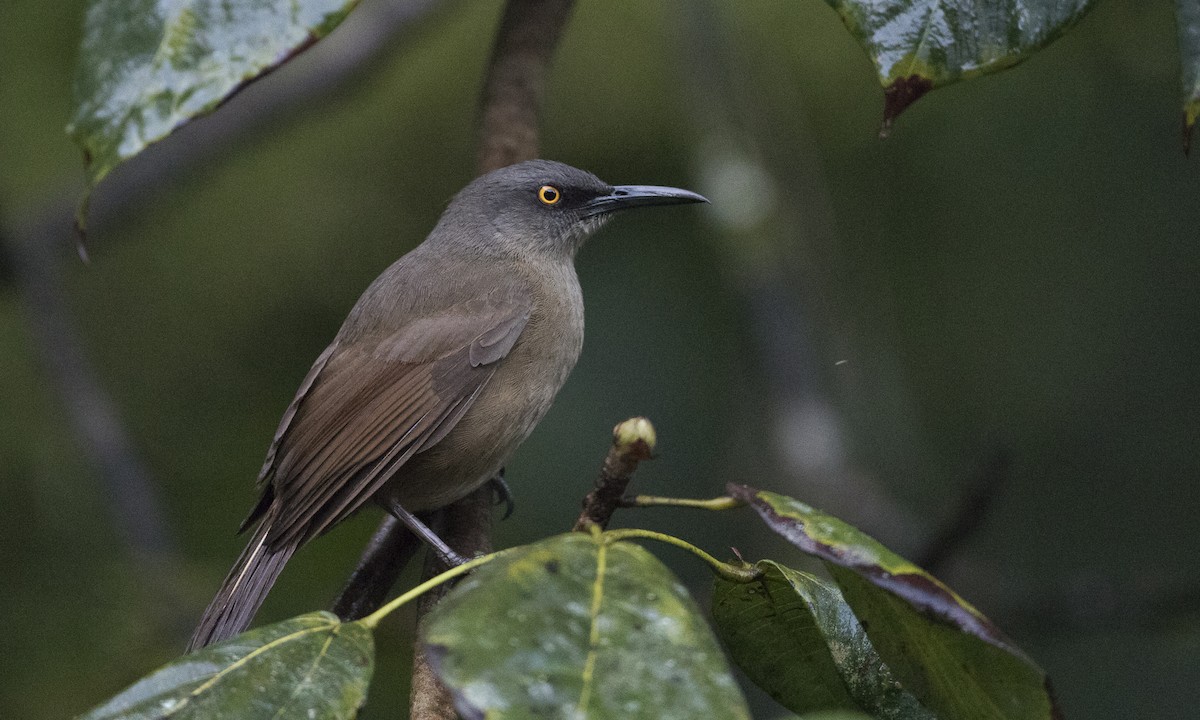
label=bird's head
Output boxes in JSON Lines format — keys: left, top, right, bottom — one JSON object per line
{"left": 439, "top": 159, "right": 707, "bottom": 261}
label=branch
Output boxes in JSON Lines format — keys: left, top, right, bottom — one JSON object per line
{"left": 573, "top": 418, "right": 657, "bottom": 531}
{"left": 408, "top": 1, "right": 576, "bottom": 716}
{"left": 914, "top": 449, "right": 1011, "bottom": 574}
{"left": 330, "top": 515, "right": 421, "bottom": 619}
{"left": 476, "top": 0, "right": 576, "bottom": 172}
{"left": 2, "top": 205, "right": 189, "bottom": 635}
{"left": 409, "top": 493, "right": 496, "bottom": 720}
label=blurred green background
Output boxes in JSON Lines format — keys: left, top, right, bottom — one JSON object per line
{"left": 1, "top": 0, "right": 1197, "bottom": 717}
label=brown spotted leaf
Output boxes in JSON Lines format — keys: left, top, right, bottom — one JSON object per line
{"left": 730, "top": 483, "right": 1060, "bottom": 720}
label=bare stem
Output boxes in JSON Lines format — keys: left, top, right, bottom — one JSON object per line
{"left": 358, "top": 549, "right": 506, "bottom": 630}
{"left": 621, "top": 494, "right": 743, "bottom": 511}
{"left": 573, "top": 417, "right": 657, "bottom": 531}
{"left": 602, "top": 529, "right": 761, "bottom": 583}
{"left": 409, "top": 2, "right": 576, "bottom": 716}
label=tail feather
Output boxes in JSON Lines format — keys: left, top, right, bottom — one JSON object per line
{"left": 187, "top": 517, "right": 296, "bottom": 651}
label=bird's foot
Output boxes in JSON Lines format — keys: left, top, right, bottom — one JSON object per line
{"left": 488, "top": 468, "right": 515, "bottom": 520}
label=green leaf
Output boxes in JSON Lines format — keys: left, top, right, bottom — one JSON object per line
{"left": 421, "top": 532, "right": 751, "bottom": 720}
{"left": 67, "top": 0, "right": 360, "bottom": 200}
{"left": 78, "top": 612, "right": 373, "bottom": 720}
{"left": 822, "top": 0, "right": 1093, "bottom": 131}
{"left": 713, "top": 559, "right": 934, "bottom": 719}
{"left": 730, "top": 483, "right": 1060, "bottom": 720}
{"left": 1177, "top": 0, "right": 1200, "bottom": 152}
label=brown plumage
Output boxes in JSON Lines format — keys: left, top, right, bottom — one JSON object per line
{"left": 188, "top": 160, "right": 705, "bottom": 650}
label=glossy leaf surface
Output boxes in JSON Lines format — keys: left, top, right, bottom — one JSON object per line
{"left": 422, "top": 532, "right": 751, "bottom": 720}
{"left": 78, "top": 612, "right": 373, "bottom": 719}
{"left": 68, "top": 0, "right": 359, "bottom": 194}
{"left": 822, "top": 0, "right": 1093, "bottom": 128}
{"left": 713, "top": 559, "right": 933, "bottom": 719}
{"left": 731, "top": 483, "right": 1060, "bottom": 720}
{"left": 1177, "top": 0, "right": 1200, "bottom": 151}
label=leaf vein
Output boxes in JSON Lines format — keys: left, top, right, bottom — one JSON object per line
{"left": 576, "top": 541, "right": 609, "bottom": 716}
{"left": 162, "top": 621, "right": 333, "bottom": 717}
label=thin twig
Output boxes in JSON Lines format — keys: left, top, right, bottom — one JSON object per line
{"left": 574, "top": 418, "right": 658, "bottom": 531}
{"left": 2, "top": 204, "right": 197, "bottom": 639}
{"left": 914, "top": 449, "right": 1011, "bottom": 574}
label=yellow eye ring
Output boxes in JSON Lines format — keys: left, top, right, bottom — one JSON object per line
{"left": 538, "top": 185, "right": 561, "bottom": 205}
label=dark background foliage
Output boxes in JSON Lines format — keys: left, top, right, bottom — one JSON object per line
{"left": 0, "top": 0, "right": 1196, "bottom": 717}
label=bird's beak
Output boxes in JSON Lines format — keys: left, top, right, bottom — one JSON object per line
{"left": 583, "top": 185, "right": 709, "bottom": 217}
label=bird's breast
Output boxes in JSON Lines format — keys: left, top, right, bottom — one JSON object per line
{"left": 384, "top": 262, "right": 584, "bottom": 511}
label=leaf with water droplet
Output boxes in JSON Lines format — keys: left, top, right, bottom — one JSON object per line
{"left": 66, "top": 0, "right": 361, "bottom": 226}
{"left": 1176, "top": 0, "right": 1200, "bottom": 153}
{"left": 421, "top": 533, "right": 751, "bottom": 719}
{"left": 730, "top": 483, "right": 1061, "bottom": 720}
{"left": 713, "top": 559, "right": 934, "bottom": 719}
{"left": 820, "top": 0, "right": 1094, "bottom": 131}
{"left": 76, "top": 612, "right": 373, "bottom": 719}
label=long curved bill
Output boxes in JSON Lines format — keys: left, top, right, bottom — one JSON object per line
{"left": 583, "top": 185, "right": 709, "bottom": 217}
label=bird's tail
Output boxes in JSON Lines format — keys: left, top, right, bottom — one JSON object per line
{"left": 187, "top": 515, "right": 296, "bottom": 651}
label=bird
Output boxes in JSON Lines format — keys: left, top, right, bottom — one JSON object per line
{"left": 187, "top": 159, "right": 707, "bottom": 650}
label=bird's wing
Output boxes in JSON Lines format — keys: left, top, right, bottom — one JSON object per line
{"left": 255, "top": 287, "right": 531, "bottom": 548}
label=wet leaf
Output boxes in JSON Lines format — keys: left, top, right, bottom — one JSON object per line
{"left": 77, "top": 612, "right": 373, "bottom": 720}
{"left": 1177, "top": 0, "right": 1200, "bottom": 152}
{"left": 821, "top": 0, "right": 1093, "bottom": 131}
{"left": 730, "top": 483, "right": 1060, "bottom": 720}
{"left": 421, "top": 532, "right": 751, "bottom": 720}
{"left": 67, "top": 0, "right": 360, "bottom": 205}
{"left": 713, "top": 559, "right": 934, "bottom": 719}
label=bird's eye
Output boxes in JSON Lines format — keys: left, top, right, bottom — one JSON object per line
{"left": 538, "top": 185, "right": 561, "bottom": 206}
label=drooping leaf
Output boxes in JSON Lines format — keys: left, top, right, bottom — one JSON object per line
{"left": 730, "top": 483, "right": 1060, "bottom": 720}
{"left": 67, "top": 0, "right": 360, "bottom": 206}
{"left": 713, "top": 559, "right": 934, "bottom": 719}
{"left": 821, "top": 0, "right": 1094, "bottom": 131}
{"left": 1176, "top": 0, "right": 1200, "bottom": 152}
{"left": 421, "top": 532, "right": 751, "bottom": 720}
{"left": 78, "top": 612, "right": 373, "bottom": 720}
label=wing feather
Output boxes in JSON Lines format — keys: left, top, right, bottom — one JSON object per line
{"left": 255, "top": 289, "right": 531, "bottom": 549}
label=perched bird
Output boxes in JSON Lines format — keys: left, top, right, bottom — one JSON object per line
{"left": 188, "top": 160, "right": 706, "bottom": 650}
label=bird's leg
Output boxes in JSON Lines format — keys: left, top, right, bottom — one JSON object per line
{"left": 488, "top": 467, "right": 515, "bottom": 520}
{"left": 384, "top": 500, "right": 468, "bottom": 567}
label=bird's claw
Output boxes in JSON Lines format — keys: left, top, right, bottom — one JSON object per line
{"left": 489, "top": 470, "right": 515, "bottom": 520}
